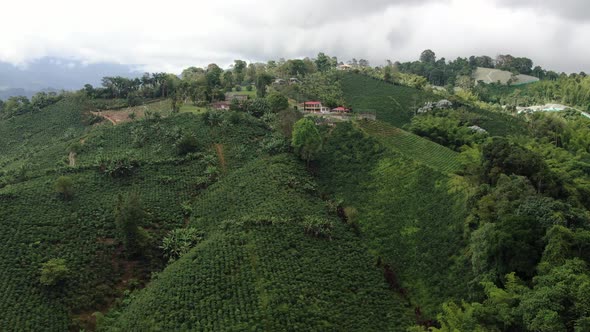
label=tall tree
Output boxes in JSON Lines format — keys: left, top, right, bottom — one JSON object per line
{"left": 292, "top": 118, "right": 322, "bottom": 166}
{"left": 115, "top": 193, "right": 150, "bottom": 257}
{"left": 420, "top": 49, "right": 436, "bottom": 63}
{"left": 315, "top": 52, "right": 331, "bottom": 72}
{"left": 233, "top": 60, "right": 247, "bottom": 84}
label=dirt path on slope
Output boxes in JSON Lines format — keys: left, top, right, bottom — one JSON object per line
{"left": 68, "top": 151, "right": 77, "bottom": 167}
{"left": 214, "top": 143, "right": 227, "bottom": 174}
{"left": 91, "top": 111, "right": 117, "bottom": 125}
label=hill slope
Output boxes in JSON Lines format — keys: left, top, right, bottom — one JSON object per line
{"left": 357, "top": 120, "right": 461, "bottom": 174}
{"left": 317, "top": 123, "right": 472, "bottom": 318}
{"left": 340, "top": 73, "right": 437, "bottom": 127}
{"left": 0, "top": 102, "right": 269, "bottom": 330}
{"left": 102, "top": 155, "right": 414, "bottom": 331}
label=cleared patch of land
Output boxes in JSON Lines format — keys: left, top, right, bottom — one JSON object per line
{"left": 473, "top": 67, "right": 539, "bottom": 85}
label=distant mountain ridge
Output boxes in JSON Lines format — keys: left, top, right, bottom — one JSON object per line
{"left": 0, "top": 57, "right": 142, "bottom": 99}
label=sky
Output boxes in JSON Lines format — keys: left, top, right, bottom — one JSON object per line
{"left": 1, "top": 0, "right": 589, "bottom": 73}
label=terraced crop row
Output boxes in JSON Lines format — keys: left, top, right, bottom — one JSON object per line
{"left": 358, "top": 120, "right": 461, "bottom": 174}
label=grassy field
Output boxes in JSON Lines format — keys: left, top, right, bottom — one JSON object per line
{"left": 179, "top": 103, "right": 207, "bottom": 114}
{"left": 357, "top": 120, "right": 461, "bottom": 174}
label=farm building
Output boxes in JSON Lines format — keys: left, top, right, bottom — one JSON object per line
{"left": 212, "top": 101, "right": 231, "bottom": 110}
{"left": 468, "top": 125, "right": 488, "bottom": 134}
{"left": 225, "top": 94, "right": 248, "bottom": 102}
{"left": 303, "top": 101, "right": 330, "bottom": 113}
{"left": 337, "top": 64, "right": 353, "bottom": 71}
{"left": 332, "top": 106, "right": 351, "bottom": 113}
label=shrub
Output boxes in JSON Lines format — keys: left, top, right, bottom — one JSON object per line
{"left": 54, "top": 176, "right": 74, "bottom": 200}
{"left": 161, "top": 228, "right": 204, "bottom": 261}
{"left": 115, "top": 193, "right": 151, "bottom": 257}
{"left": 176, "top": 134, "right": 200, "bottom": 155}
{"left": 203, "top": 110, "right": 223, "bottom": 126}
{"left": 68, "top": 142, "right": 83, "bottom": 154}
{"left": 40, "top": 258, "right": 69, "bottom": 286}
{"left": 267, "top": 92, "right": 289, "bottom": 112}
{"left": 100, "top": 158, "right": 139, "bottom": 178}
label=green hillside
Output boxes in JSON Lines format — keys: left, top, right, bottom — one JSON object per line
{"left": 0, "top": 100, "right": 269, "bottom": 331}
{"left": 340, "top": 73, "right": 437, "bottom": 127}
{"left": 101, "top": 155, "right": 414, "bottom": 331}
{"left": 357, "top": 120, "right": 461, "bottom": 174}
{"left": 317, "top": 123, "right": 472, "bottom": 318}
{"left": 0, "top": 96, "right": 92, "bottom": 182}
{"left": 340, "top": 72, "right": 525, "bottom": 138}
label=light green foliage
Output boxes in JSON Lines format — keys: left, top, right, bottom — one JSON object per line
{"left": 161, "top": 228, "right": 204, "bottom": 261}
{"left": 358, "top": 120, "right": 461, "bottom": 174}
{"left": 40, "top": 258, "right": 69, "bottom": 286}
{"left": 302, "top": 216, "right": 333, "bottom": 239}
{"left": 291, "top": 118, "right": 322, "bottom": 164}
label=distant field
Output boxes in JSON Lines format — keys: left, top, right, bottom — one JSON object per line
{"left": 340, "top": 72, "right": 437, "bottom": 127}
{"left": 179, "top": 103, "right": 207, "bottom": 114}
{"left": 473, "top": 67, "right": 539, "bottom": 85}
{"left": 357, "top": 120, "right": 461, "bottom": 174}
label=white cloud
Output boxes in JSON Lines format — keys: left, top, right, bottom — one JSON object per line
{"left": 0, "top": 0, "right": 588, "bottom": 73}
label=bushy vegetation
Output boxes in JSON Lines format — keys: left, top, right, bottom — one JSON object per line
{"left": 317, "top": 123, "right": 472, "bottom": 319}
{"left": 100, "top": 156, "right": 413, "bottom": 331}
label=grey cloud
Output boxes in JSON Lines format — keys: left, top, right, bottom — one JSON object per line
{"left": 232, "top": 0, "right": 449, "bottom": 28}
{"left": 495, "top": 0, "right": 590, "bottom": 21}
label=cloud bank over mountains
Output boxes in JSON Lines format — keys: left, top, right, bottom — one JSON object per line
{"left": 0, "top": 0, "right": 588, "bottom": 74}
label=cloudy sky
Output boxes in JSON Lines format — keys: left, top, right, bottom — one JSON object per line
{"left": 1, "top": 0, "right": 589, "bottom": 73}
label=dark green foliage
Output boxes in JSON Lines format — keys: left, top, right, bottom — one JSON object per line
{"left": 175, "top": 134, "right": 200, "bottom": 155}
{"left": 161, "top": 228, "right": 204, "bottom": 262}
{"left": 54, "top": 176, "right": 74, "bottom": 200}
{"left": 299, "top": 71, "right": 346, "bottom": 107}
{"left": 255, "top": 73, "right": 273, "bottom": 98}
{"left": 317, "top": 122, "right": 472, "bottom": 318}
{"left": 266, "top": 91, "right": 289, "bottom": 112}
{"left": 115, "top": 193, "right": 151, "bottom": 257}
{"left": 40, "top": 258, "right": 69, "bottom": 286}
{"left": 100, "top": 157, "right": 139, "bottom": 178}
{"left": 0, "top": 101, "right": 268, "bottom": 329}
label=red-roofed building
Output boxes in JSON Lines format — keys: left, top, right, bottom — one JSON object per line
{"left": 303, "top": 101, "right": 330, "bottom": 113}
